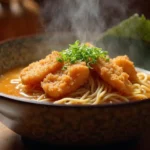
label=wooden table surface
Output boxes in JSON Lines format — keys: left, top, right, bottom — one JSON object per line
{"left": 0, "top": 122, "right": 150, "bottom": 150}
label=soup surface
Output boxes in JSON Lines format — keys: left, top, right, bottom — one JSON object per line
{"left": 0, "top": 67, "right": 39, "bottom": 99}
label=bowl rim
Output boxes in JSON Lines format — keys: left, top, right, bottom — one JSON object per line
{"left": 0, "top": 31, "right": 76, "bottom": 46}
{"left": 0, "top": 67, "right": 149, "bottom": 109}
{"left": 0, "top": 34, "right": 150, "bottom": 108}
{"left": 0, "top": 92, "right": 150, "bottom": 108}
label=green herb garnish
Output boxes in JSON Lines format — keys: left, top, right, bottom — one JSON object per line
{"left": 57, "top": 40, "right": 109, "bottom": 69}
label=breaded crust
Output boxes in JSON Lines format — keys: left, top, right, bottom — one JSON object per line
{"left": 41, "top": 62, "right": 90, "bottom": 99}
{"left": 93, "top": 58, "right": 133, "bottom": 95}
{"left": 113, "top": 55, "right": 138, "bottom": 82}
{"left": 20, "top": 51, "right": 63, "bottom": 85}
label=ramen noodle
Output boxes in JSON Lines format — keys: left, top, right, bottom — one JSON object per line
{"left": 0, "top": 41, "right": 150, "bottom": 105}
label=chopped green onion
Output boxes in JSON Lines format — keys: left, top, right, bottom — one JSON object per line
{"left": 57, "top": 40, "right": 109, "bottom": 69}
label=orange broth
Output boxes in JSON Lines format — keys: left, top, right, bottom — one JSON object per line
{"left": 0, "top": 67, "right": 23, "bottom": 97}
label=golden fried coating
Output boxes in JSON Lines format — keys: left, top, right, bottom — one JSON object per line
{"left": 20, "top": 51, "right": 63, "bottom": 85}
{"left": 93, "top": 58, "right": 133, "bottom": 95}
{"left": 113, "top": 55, "right": 138, "bottom": 82}
{"left": 41, "top": 62, "right": 90, "bottom": 99}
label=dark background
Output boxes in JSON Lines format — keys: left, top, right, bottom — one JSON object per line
{"left": 0, "top": 0, "right": 150, "bottom": 41}
{"left": 38, "top": 0, "right": 150, "bottom": 32}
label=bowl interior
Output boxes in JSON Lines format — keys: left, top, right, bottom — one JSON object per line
{"left": 0, "top": 32, "right": 76, "bottom": 74}
{"left": 96, "top": 36, "right": 150, "bottom": 70}
{"left": 0, "top": 33, "right": 150, "bottom": 74}
{"left": 0, "top": 32, "right": 150, "bottom": 106}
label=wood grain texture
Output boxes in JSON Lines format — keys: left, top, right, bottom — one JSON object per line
{"left": 0, "top": 2, "right": 43, "bottom": 42}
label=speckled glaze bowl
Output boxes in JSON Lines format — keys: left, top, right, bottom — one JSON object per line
{"left": 0, "top": 33, "right": 150, "bottom": 146}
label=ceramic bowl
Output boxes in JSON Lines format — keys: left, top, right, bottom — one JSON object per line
{"left": 0, "top": 33, "right": 150, "bottom": 146}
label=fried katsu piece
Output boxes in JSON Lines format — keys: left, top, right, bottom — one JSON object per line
{"left": 20, "top": 51, "right": 63, "bottom": 85}
{"left": 93, "top": 58, "right": 133, "bottom": 95}
{"left": 41, "top": 62, "right": 90, "bottom": 99}
{"left": 113, "top": 55, "right": 138, "bottom": 82}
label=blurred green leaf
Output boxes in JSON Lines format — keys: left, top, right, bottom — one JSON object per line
{"left": 101, "top": 14, "right": 150, "bottom": 42}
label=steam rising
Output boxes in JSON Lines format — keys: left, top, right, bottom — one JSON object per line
{"left": 41, "top": 0, "right": 129, "bottom": 43}
{"left": 66, "top": 0, "right": 102, "bottom": 42}
{"left": 40, "top": 1, "right": 150, "bottom": 69}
